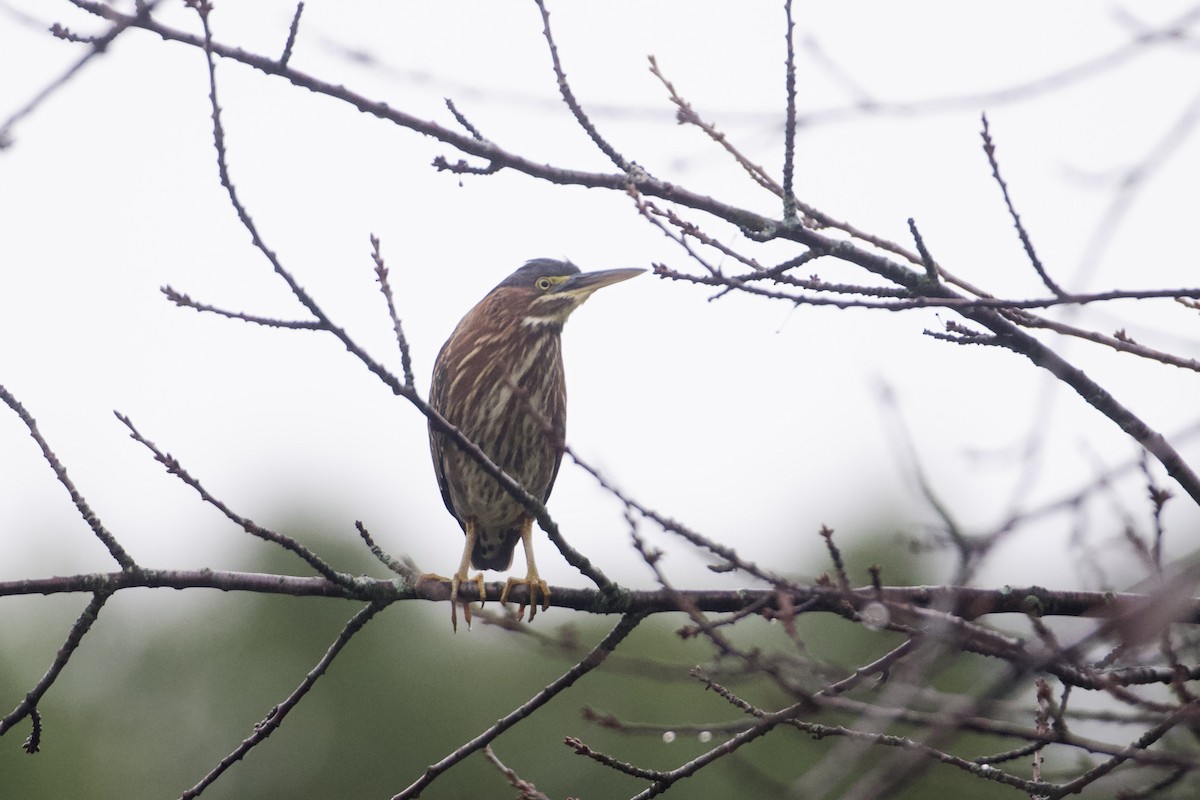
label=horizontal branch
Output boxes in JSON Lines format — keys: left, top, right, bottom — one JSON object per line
{"left": 4, "top": 568, "right": 1200, "bottom": 626}
{"left": 655, "top": 266, "right": 1200, "bottom": 311}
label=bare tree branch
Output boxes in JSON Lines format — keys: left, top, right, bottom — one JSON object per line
{"left": 395, "top": 611, "right": 645, "bottom": 798}
{"left": 0, "top": 592, "right": 109, "bottom": 738}
{"left": 180, "top": 601, "right": 386, "bottom": 799}
{"left": 0, "top": 384, "right": 137, "bottom": 571}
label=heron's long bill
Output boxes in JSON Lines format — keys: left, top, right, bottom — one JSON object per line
{"left": 554, "top": 268, "right": 644, "bottom": 295}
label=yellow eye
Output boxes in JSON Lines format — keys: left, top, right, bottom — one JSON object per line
{"left": 536, "top": 277, "right": 553, "bottom": 290}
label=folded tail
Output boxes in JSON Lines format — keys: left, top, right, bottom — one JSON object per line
{"left": 471, "top": 526, "right": 521, "bottom": 571}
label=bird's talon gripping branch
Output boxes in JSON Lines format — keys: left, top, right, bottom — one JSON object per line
{"left": 427, "top": 260, "right": 642, "bottom": 631}
{"left": 450, "top": 575, "right": 465, "bottom": 631}
{"left": 440, "top": 524, "right": 489, "bottom": 631}
{"left": 414, "top": 571, "right": 470, "bottom": 631}
{"left": 500, "top": 575, "right": 551, "bottom": 622}
{"left": 447, "top": 571, "right": 486, "bottom": 631}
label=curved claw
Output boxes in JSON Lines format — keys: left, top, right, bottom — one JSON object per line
{"left": 501, "top": 576, "right": 551, "bottom": 622}
{"left": 418, "top": 571, "right": 486, "bottom": 632}
{"left": 433, "top": 519, "right": 488, "bottom": 632}
{"left": 449, "top": 571, "right": 486, "bottom": 632}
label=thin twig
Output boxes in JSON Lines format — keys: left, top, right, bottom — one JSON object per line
{"left": 586, "top": 685, "right": 1198, "bottom": 771}
{"left": 369, "top": 234, "right": 415, "bottom": 388}
{"left": 0, "top": 592, "right": 110, "bottom": 736}
{"left": 907, "top": 217, "right": 939, "bottom": 282}
{"left": 116, "top": 411, "right": 355, "bottom": 589}
{"left": 1, "top": 1, "right": 163, "bottom": 141}
{"left": 565, "top": 736, "right": 667, "bottom": 780}
{"left": 709, "top": 673, "right": 1072, "bottom": 797}
{"left": 817, "top": 637, "right": 921, "bottom": 698}
{"left": 279, "top": 2, "right": 303, "bottom": 67}
{"left": 654, "top": 266, "right": 1200, "bottom": 311}
{"left": 648, "top": 55, "right": 781, "bottom": 196}
{"left": 1012, "top": 309, "right": 1200, "bottom": 373}
{"left": 21, "top": 708, "right": 41, "bottom": 754}
{"left": 0, "top": 384, "right": 137, "bottom": 570}
{"left": 566, "top": 445, "right": 796, "bottom": 591}
{"left": 629, "top": 191, "right": 726, "bottom": 280}
{"left": 483, "top": 746, "right": 551, "bottom": 800}
{"left": 395, "top": 612, "right": 645, "bottom": 798}
{"left": 632, "top": 672, "right": 1067, "bottom": 800}
{"left": 1054, "top": 700, "right": 1200, "bottom": 796}
{"left": 162, "top": 286, "right": 323, "bottom": 329}
{"left": 781, "top": 0, "right": 798, "bottom": 223}
{"left": 531, "top": 0, "right": 630, "bottom": 171}
{"left": 980, "top": 113, "right": 1063, "bottom": 296}
{"left": 819, "top": 526, "right": 851, "bottom": 591}
{"left": 354, "top": 520, "right": 418, "bottom": 580}
{"left": 444, "top": 98, "right": 487, "bottom": 142}
{"left": 628, "top": 524, "right": 804, "bottom": 699}
{"left": 180, "top": 602, "right": 385, "bottom": 799}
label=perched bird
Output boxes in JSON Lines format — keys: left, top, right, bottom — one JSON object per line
{"left": 427, "top": 258, "right": 642, "bottom": 630}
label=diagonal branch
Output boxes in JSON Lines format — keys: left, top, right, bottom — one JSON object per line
{"left": 0, "top": 384, "right": 137, "bottom": 571}
{"left": 981, "top": 113, "right": 1064, "bottom": 296}
{"left": 0, "top": 592, "right": 110, "bottom": 739}
{"left": 1, "top": 0, "right": 164, "bottom": 141}
{"left": 394, "top": 611, "right": 645, "bottom": 798}
{"left": 180, "top": 601, "right": 385, "bottom": 799}
{"left": 116, "top": 412, "right": 355, "bottom": 589}
{"left": 369, "top": 234, "right": 416, "bottom": 389}
{"left": 531, "top": 0, "right": 631, "bottom": 172}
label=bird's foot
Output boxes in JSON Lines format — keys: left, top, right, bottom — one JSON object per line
{"left": 450, "top": 571, "right": 487, "bottom": 631}
{"left": 416, "top": 571, "right": 485, "bottom": 632}
{"left": 500, "top": 575, "right": 551, "bottom": 622}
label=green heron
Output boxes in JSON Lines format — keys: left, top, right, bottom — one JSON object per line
{"left": 427, "top": 258, "right": 642, "bottom": 630}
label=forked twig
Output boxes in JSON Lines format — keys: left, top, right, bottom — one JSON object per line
{"left": 1054, "top": 700, "right": 1200, "bottom": 796}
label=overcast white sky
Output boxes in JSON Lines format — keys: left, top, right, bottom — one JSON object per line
{"left": 2, "top": 1, "right": 1199, "bottom": 599}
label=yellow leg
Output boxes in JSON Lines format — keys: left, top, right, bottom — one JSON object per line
{"left": 452, "top": 519, "right": 488, "bottom": 631}
{"left": 499, "top": 518, "right": 551, "bottom": 622}
{"left": 420, "top": 519, "right": 485, "bottom": 632}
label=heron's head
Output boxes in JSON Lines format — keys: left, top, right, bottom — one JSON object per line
{"left": 488, "top": 259, "right": 643, "bottom": 330}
